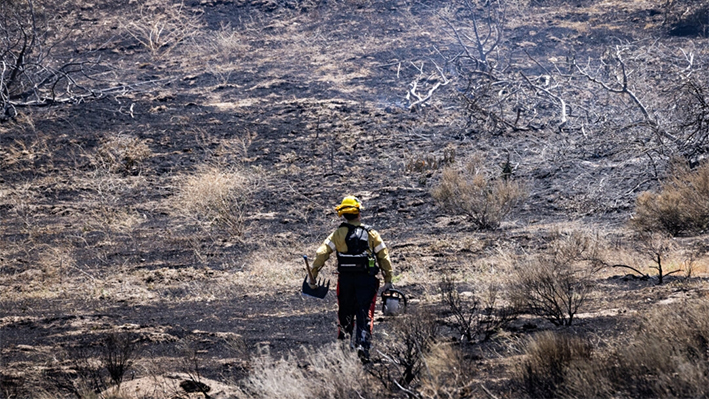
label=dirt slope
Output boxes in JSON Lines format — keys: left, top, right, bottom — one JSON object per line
{"left": 1, "top": 0, "right": 709, "bottom": 397}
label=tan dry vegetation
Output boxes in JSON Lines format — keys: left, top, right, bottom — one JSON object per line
{"left": 432, "top": 154, "right": 527, "bottom": 230}
{"left": 119, "top": 0, "right": 205, "bottom": 58}
{"left": 3, "top": 0, "right": 709, "bottom": 398}
{"left": 632, "top": 161, "right": 709, "bottom": 236}
{"left": 236, "top": 343, "right": 378, "bottom": 399}
{"left": 172, "top": 164, "right": 252, "bottom": 238}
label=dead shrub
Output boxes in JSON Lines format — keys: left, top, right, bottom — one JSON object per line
{"left": 511, "top": 231, "right": 603, "bottom": 326}
{"left": 439, "top": 275, "right": 517, "bottom": 343}
{"left": 631, "top": 161, "right": 709, "bottom": 236}
{"left": 373, "top": 307, "right": 440, "bottom": 390}
{"left": 96, "top": 134, "right": 152, "bottom": 175}
{"left": 102, "top": 333, "right": 138, "bottom": 391}
{"left": 431, "top": 155, "right": 526, "bottom": 229}
{"left": 637, "top": 232, "right": 686, "bottom": 284}
{"left": 517, "top": 331, "right": 593, "bottom": 399}
{"left": 174, "top": 165, "right": 251, "bottom": 238}
{"left": 671, "top": 79, "right": 709, "bottom": 162}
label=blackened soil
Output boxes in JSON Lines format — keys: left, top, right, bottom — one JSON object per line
{"left": 1, "top": 0, "right": 708, "bottom": 397}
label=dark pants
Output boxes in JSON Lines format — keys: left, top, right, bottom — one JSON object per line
{"left": 337, "top": 273, "right": 379, "bottom": 350}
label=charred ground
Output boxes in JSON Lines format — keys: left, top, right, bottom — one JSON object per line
{"left": 1, "top": 0, "right": 709, "bottom": 398}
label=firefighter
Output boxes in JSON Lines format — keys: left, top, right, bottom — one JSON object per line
{"left": 309, "top": 196, "right": 394, "bottom": 361}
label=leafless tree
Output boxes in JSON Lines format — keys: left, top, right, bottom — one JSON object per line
{"left": 443, "top": 0, "right": 504, "bottom": 73}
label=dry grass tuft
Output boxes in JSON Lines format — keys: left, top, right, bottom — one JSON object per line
{"left": 96, "top": 134, "right": 152, "bottom": 175}
{"left": 603, "top": 301, "right": 709, "bottom": 398}
{"left": 119, "top": 0, "right": 204, "bottom": 57}
{"left": 174, "top": 165, "right": 251, "bottom": 238}
{"left": 238, "top": 343, "right": 377, "bottom": 399}
{"left": 431, "top": 154, "right": 526, "bottom": 229}
{"left": 417, "top": 342, "right": 478, "bottom": 399}
{"left": 518, "top": 301, "right": 709, "bottom": 398}
{"left": 182, "top": 24, "right": 251, "bottom": 79}
{"left": 518, "top": 331, "right": 593, "bottom": 399}
{"left": 239, "top": 248, "right": 303, "bottom": 288}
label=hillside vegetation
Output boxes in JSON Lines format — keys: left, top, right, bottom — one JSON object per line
{"left": 1, "top": 0, "right": 709, "bottom": 398}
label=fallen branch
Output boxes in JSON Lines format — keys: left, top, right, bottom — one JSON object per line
{"left": 480, "top": 383, "right": 500, "bottom": 399}
{"left": 520, "top": 71, "right": 568, "bottom": 128}
{"left": 406, "top": 60, "right": 449, "bottom": 109}
{"left": 611, "top": 263, "right": 650, "bottom": 279}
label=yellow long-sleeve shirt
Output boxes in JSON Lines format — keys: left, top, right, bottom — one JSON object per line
{"left": 311, "top": 221, "right": 393, "bottom": 283}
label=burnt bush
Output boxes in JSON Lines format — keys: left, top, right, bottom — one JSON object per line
{"left": 102, "top": 333, "right": 138, "bottom": 390}
{"left": 439, "top": 275, "right": 517, "bottom": 343}
{"left": 372, "top": 307, "right": 440, "bottom": 391}
{"left": 511, "top": 231, "right": 603, "bottom": 326}
{"left": 45, "top": 332, "right": 139, "bottom": 398}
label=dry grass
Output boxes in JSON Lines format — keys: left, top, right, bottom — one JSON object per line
{"left": 631, "top": 161, "right": 709, "bottom": 236}
{"left": 237, "top": 247, "right": 303, "bottom": 289}
{"left": 237, "top": 343, "right": 378, "bottom": 399}
{"left": 416, "top": 342, "right": 478, "bottom": 399}
{"left": 119, "top": 0, "right": 204, "bottom": 57}
{"left": 179, "top": 24, "right": 252, "bottom": 86}
{"left": 517, "top": 331, "right": 593, "bottom": 399}
{"left": 173, "top": 165, "right": 251, "bottom": 238}
{"left": 517, "top": 300, "right": 709, "bottom": 398}
{"left": 431, "top": 154, "right": 526, "bottom": 230}
{"left": 96, "top": 134, "right": 153, "bottom": 175}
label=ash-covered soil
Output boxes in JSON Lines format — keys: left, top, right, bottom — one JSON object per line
{"left": 1, "top": 0, "right": 709, "bottom": 397}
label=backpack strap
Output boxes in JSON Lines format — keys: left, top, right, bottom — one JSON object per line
{"left": 338, "top": 223, "right": 374, "bottom": 252}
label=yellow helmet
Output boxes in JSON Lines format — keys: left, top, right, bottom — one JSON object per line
{"left": 335, "top": 196, "right": 363, "bottom": 217}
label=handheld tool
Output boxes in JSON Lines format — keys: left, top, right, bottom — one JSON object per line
{"left": 301, "top": 255, "right": 330, "bottom": 299}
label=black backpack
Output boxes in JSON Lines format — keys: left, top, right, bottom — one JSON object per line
{"left": 336, "top": 223, "right": 378, "bottom": 275}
